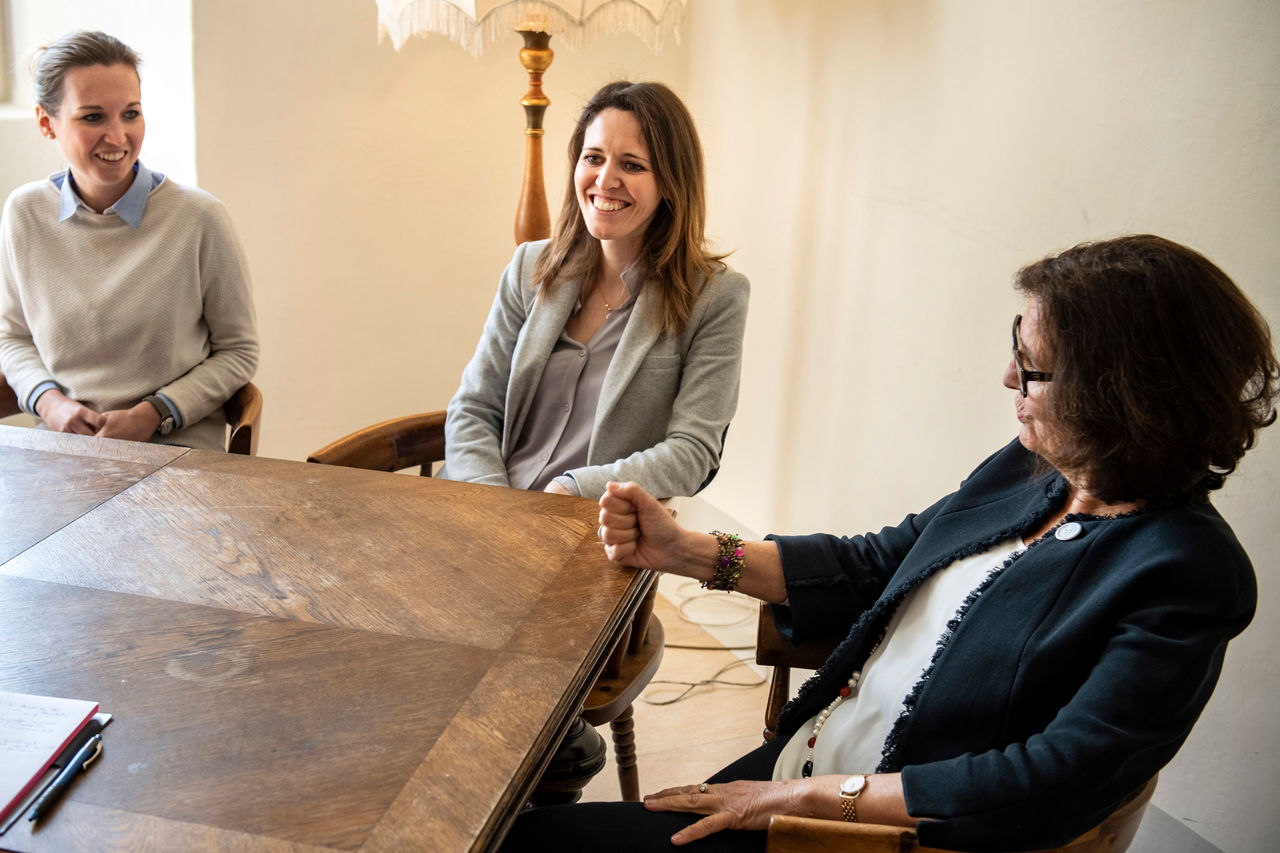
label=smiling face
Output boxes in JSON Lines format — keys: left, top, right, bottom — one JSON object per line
{"left": 574, "top": 108, "right": 661, "bottom": 264}
{"left": 37, "top": 63, "right": 144, "bottom": 213}
{"left": 1002, "top": 301, "right": 1059, "bottom": 460}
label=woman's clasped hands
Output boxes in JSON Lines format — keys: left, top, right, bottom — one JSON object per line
{"left": 35, "top": 389, "right": 159, "bottom": 442}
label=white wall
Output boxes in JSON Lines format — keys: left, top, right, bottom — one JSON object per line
{"left": 2, "top": 1, "right": 1276, "bottom": 849}
{"left": 683, "top": 2, "right": 1279, "bottom": 851}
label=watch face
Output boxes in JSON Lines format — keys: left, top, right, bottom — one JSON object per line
{"left": 840, "top": 774, "right": 867, "bottom": 796}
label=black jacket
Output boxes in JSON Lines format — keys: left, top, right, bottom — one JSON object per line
{"left": 769, "top": 440, "right": 1256, "bottom": 851}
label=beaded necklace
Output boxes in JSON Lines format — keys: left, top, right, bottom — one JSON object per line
{"left": 801, "top": 634, "right": 883, "bottom": 778}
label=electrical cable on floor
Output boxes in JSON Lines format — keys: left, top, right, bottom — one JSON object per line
{"left": 672, "top": 579, "right": 757, "bottom": 628}
{"left": 641, "top": 657, "right": 765, "bottom": 706}
{"left": 643, "top": 580, "right": 767, "bottom": 705}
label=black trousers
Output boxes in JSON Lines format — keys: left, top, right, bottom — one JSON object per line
{"left": 500, "top": 738, "right": 787, "bottom": 852}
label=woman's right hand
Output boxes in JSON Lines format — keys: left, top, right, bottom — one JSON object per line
{"left": 598, "top": 481, "right": 695, "bottom": 576}
{"left": 35, "top": 390, "right": 105, "bottom": 435}
{"left": 600, "top": 481, "right": 789, "bottom": 602}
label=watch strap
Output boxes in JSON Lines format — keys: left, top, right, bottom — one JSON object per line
{"left": 839, "top": 793, "right": 859, "bottom": 822}
{"left": 143, "top": 395, "right": 176, "bottom": 435}
{"left": 839, "top": 774, "right": 867, "bottom": 822}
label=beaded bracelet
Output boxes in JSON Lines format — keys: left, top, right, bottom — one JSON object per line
{"left": 702, "top": 530, "right": 745, "bottom": 592}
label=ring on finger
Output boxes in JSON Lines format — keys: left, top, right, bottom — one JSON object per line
{"left": 698, "top": 782, "right": 708, "bottom": 793}
{"left": 597, "top": 525, "right": 606, "bottom": 543}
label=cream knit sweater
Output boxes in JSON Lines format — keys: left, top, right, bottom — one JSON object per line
{"left": 0, "top": 172, "right": 259, "bottom": 450}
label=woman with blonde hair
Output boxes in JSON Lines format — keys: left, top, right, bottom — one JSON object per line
{"left": 0, "top": 31, "right": 258, "bottom": 450}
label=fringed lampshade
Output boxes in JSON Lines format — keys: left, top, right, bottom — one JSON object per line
{"left": 375, "top": 0, "right": 689, "bottom": 243}
{"left": 377, "top": 0, "right": 688, "bottom": 55}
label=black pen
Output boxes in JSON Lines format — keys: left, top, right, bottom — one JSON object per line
{"left": 27, "top": 733, "right": 103, "bottom": 824}
{"left": 54, "top": 718, "right": 105, "bottom": 765}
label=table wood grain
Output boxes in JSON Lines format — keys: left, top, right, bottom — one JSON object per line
{"left": 0, "top": 430, "right": 647, "bottom": 852}
{"left": 0, "top": 426, "right": 186, "bottom": 563}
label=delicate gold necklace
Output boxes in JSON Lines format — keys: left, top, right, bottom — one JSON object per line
{"left": 595, "top": 274, "right": 626, "bottom": 315}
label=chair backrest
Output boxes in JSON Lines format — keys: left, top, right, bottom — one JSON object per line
{"left": 224, "top": 382, "right": 264, "bottom": 455}
{"left": 755, "top": 602, "right": 838, "bottom": 741}
{"left": 306, "top": 411, "right": 446, "bottom": 475}
{"left": 766, "top": 775, "right": 1158, "bottom": 853}
{"left": 0, "top": 371, "right": 19, "bottom": 419}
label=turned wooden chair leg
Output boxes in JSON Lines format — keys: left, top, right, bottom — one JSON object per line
{"left": 611, "top": 704, "right": 640, "bottom": 801}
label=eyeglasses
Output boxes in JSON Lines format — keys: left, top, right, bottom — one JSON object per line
{"left": 1012, "top": 314, "right": 1053, "bottom": 398}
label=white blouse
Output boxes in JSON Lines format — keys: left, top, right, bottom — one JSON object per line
{"left": 773, "top": 538, "right": 1026, "bottom": 780}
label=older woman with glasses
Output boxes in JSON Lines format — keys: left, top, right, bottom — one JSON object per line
{"left": 503, "top": 234, "right": 1277, "bottom": 852}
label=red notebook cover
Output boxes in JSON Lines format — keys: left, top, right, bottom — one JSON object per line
{"left": 0, "top": 692, "right": 99, "bottom": 822}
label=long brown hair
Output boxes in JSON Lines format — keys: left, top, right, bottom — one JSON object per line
{"left": 1016, "top": 234, "right": 1278, "bottom": 502}
{"left": 533, "top": 81, "right": 725, "bottom": 336}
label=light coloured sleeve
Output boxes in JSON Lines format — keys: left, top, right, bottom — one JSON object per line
{"left": 0, "top": 198, "right": 57, "bottom": 410}
{"left": 441, "top": 242, "right": 535, "bottom": 487}
{"left": 567, "top": 270, "right": 750, "bottom": 499}
{"left": 153, "top": 199, "right": 259, "bottom": 426}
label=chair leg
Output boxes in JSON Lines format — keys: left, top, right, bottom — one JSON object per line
{"left": 611, "top": 705, "right": 640, "bottom": 801}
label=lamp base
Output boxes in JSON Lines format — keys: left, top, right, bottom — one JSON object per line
{"left": 515, "top": 29, "right": 554, "bottom": 245}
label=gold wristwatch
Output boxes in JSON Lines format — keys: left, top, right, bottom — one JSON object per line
{"left": 839, "top": 774, "right": 868, "bottom": 822}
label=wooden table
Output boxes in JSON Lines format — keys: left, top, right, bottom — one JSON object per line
{"left": 0, "top": 426, "right": 650, "bottom": 852}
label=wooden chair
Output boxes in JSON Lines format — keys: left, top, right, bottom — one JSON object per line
{"left": 1, "top": 371, "right": 262, "bottom": 456}
{"left": 307, "top": 411, "right": 665, "bottom": 801}
{"left": 767, "top": 774, "right": 1157, "bottom": 852}
{"left": 224, "top": 382, "right": 264, "bottom": 456}
{"left": 0, "top": 372, "right": 18, "bottom": 419}
{"left": 755, "top": 602, "right": 838, "bottom": 742}
{"left": 755, "top": 604, "right": 1157, "bottom": 852}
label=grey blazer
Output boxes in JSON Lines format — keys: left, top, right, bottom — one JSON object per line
{"left": 440, "top": 240, "right": 749, "bottom": 499}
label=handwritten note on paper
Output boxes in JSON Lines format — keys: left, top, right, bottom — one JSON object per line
{"left": 0, "top": 692, "right": 99, "bottom": 822}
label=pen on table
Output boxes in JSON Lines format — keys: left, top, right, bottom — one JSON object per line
{"left": 27, "top": 733, "right": 103, "bottom": 824}
{"left": 55, "top": 717, "right": 105, "bottom": 764}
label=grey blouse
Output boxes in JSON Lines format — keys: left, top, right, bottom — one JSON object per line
{"left": 505, "top": 268, "right": 641, "bottom": 494}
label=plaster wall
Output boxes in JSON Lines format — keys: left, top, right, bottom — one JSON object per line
{"left": 682, "top": 3, "right": 1279, "bottom": 850}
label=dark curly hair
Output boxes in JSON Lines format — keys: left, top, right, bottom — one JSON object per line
{"left": 1016, "top": 234, "right": 1278, "bottom": 503}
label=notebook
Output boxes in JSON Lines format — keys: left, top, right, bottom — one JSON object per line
{"left": 0, "top": 692, "right": 100, "bottom": 823}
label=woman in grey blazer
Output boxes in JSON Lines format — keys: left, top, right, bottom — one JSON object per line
{"left": 440, "top": 81, "right": 749, "bottom": 499}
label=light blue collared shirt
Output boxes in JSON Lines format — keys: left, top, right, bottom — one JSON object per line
{"left": 53, "top": 160, "right": 165, "bottom": 229}
{"left": 29, "top": 161, "right": 181, "bottom": 424}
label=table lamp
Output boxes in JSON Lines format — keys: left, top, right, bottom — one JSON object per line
{"left": 375, "top": 0, "right": 689, "bottom": 244}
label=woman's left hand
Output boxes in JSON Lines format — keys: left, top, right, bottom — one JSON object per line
{"left": 643, "top": 779, "right": 808, "bottom": 845}
{"left": 95, "top": 402, "right": 162, "bottom": 443}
